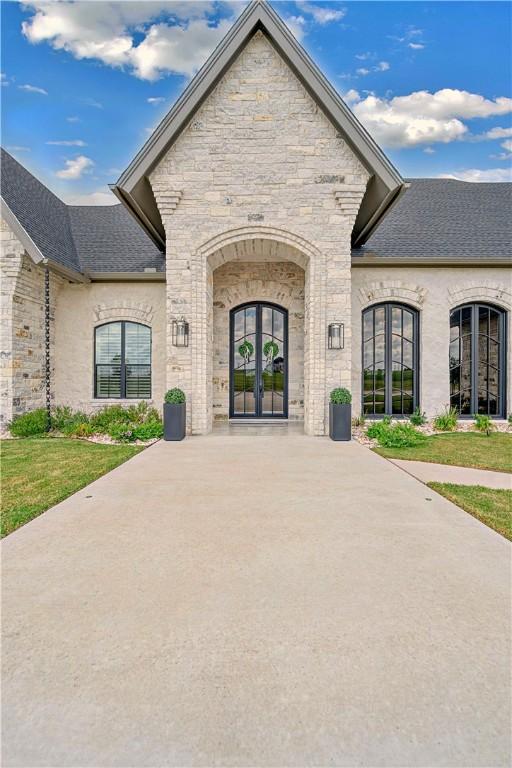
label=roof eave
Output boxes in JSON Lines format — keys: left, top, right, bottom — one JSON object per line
{"left": 351, "top": 255, "right": 512, "bottom": 266}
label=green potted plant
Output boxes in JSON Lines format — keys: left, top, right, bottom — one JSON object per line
{"left": 163, "top": 388, "right": 186, "bottom": 441}
{"left": 329, "top": 387, "right": 352, "bottom": 441}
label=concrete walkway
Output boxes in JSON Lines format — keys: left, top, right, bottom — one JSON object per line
{"left": 2, "top": 434, "right": 510, "bottom": 767}
{"left": 390, "top": 458, "right": 512, "bottom": 489}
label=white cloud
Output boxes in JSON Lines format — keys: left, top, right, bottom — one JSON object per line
{"left": 1, "top": 72, "right": 8, "bottom": 86}
{"left": 18, "top": 83, "right": 48, "bottom": 95}
{"left": 21, "top": 1, "right": 234, "bottom": 80}
{"left": 423, "top": 146, "right": 435, "bottom": 154}
{"left": 356, "top": 67, "right": 370, "bottom": 76}
{"left": 6, "top": 145, "right": 31, "bottom": 152}
{"left": 296, "top": 2, "right": 346, "bottom": 24}
{"left": 408, "top": 42, "right": 424, "bottom": 50}
{"left": 342, "top": 89, "right": 360, "bottom": 104}
{"left": 284, "top": 15, "right": 306, "bottom": 41}
{"left": 501, "top": 139, "right": 512, "bottom": 152}
{"left": 484, "top": 126, "right": 512, "bottom": 139}
{"left": 82, "top": 98, "right": 103, "bottom": 109}
{"left": 47, "top": 140, "right": 87, "bottom": 146}
{"left": 375, "top": 61, "right": 390, "bottom": 72}
{"left": 348, "top": 88, "right": 512, "bottom": 147}
{"left": 440, "top": 168, "right": 512, "bottom": 183}
{"left": 55, "top": 155, "right": 94, "bottom": 179}
{"left": 147, "top": 96, "right": 165, "bottom": 104}
{"left": 355, "top": 52, "right": 372, "bottom": 61}
{"left": 66, "top": 116, "right": 80, "bottom": 123}
{"left": 65, "top": 189, "right": 116, "bottom": 205}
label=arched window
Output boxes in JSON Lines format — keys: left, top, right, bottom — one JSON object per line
{"left": 94, "top": 321, "right": 151, "bottom": 399}
{"left": 450, "top": 303, "right": 506, "bottom": 417}
{"left": 362, "top": 303, "right": 419, "bottom": 416}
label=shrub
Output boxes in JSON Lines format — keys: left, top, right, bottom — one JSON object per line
{"left": 165, "top": 388, "right": 186, "bottom": 404}
{"left": 508, "top": 413, "right": 512, "bottom": 425}
{"left": 132, "top": 421, "right": 163, "bottom": 441}
{"left": 124, "top": 401, "right": 160, "bottom": 424}
{"left": 352, "top": 414, "right": 366, "bottom": 428}
{"left": 330, "top": 387, "right": 351, "bottom": 405}
{"left": 433, "top": 406, "right": 458, "bottom": 432}
{"left": 473, "top": 413, "right": 496, "bottom": 435}
{"left": 9, "top": 408, "right": 48, "bottom": 437}
{"left": 107, "top": 422, "right": 136, "bottom": 442}
{"left": 366, "top": 420, "right": 426, "bottom": 448}
{"left": 89, "top": 405, "right": 132, "bottom": 433}
{"left": 51, "top": 405, "right": 89, "bottom": 435}
{"left": 409, "top": 406, "right": 427, "bottom": 426}
{"left": 69, "top": 422, "right": 94, "bottom": 438}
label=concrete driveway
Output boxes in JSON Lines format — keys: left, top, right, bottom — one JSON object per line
{"left": 2, "top": 432, "right": 510, "bottom": 767}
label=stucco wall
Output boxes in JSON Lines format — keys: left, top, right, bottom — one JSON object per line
{"left": 54, "top": 281, "right": 166, "bottom": 413}
{"left": 1, "top": 219, "right": 63, "bottom": 432}
{"left": 351, "top": 267, "right": 512, "bottom": 417}
{"left": 149, "top": 30, "right": 369, "bottom": 434}
{"left": 212, "top": 260, "right": 305, "bottom": 420}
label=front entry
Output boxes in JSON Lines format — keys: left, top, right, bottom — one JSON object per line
{"left": 230, "top": 302, "right": 288, "bottom": 418}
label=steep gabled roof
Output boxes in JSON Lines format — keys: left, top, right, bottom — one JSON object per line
{"left": 112, "top": 0, "right": 404, "bottom": 250}
{"left": 0, "top": 148, "right": 163, "bottom": 277}
{"left": 352, "top": 178, "right": 512, "bottom": 261}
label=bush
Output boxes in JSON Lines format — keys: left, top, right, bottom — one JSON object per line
{"left": 69, "top": 422, "right": 94, "bottom": 438}
{"left": 366, "top": 420, "right": 426, "bottom": 448}
{"left": 165, "top": 388, "right": 186, "bottom": 404}
{"left": 9, "top": 408, "right": 49, "bottom": 437}
{"left": 89, "top": 405, "right": 130, "bottom": 433}
{"left": 51, "top": 405, "right": 90, "bottom": 435}
{"left": 473, "top": 413, "right": 496, "bottom": 435}
{"left": 330, "top": 387, "right": 351, "bottom": 405}
{"left": 508, "top": 413, "right": 512, "bottom": 425}
{"left": 409, "top": 406, "right": 427, "bottom": 426}
{"left": 132, "top": 421, "right": 163, "bottom": 441}
{"left": 433, "top": 406, "right": 458, "bottom": 432}
{"left": 352, "top": 414, "right": 366, "bottom": 428}
{"left": 106, "top": 422, "right": 136, "bottom": 442}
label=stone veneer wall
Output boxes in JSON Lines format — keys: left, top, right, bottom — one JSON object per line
{"left": 0, "top": 220, "right": 64, "bottom": 432}
{"left": 212, "top": 260, "right": 305, "bottom": 420}
{"left": 351, "top": 266, "right": 512, "bottom": 417}
{"left": 54, "top": 281, "right": 167, "bottom": 412}
{"left": 149, "top": 31, "right": 369, "bottom": 434}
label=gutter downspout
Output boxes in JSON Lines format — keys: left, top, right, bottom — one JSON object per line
{"left": 44, "top": 262, "right": 51, "bottom": 432}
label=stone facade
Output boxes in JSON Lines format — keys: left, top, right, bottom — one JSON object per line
{"left": 351, "top": 266, "right": 512, "bottom": 417}
{"left": 149, "top": 31, "right": 369, "bottom": 434}
{"left": 0, "top": 220, "right": 64, "bottom": 432}
{"left": 212, "top": 257, "right": 305, "bottom": 420}
{"left": 53, "top": 281, "right": 166, "bottom": 412}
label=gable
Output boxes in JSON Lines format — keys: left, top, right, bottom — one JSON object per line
{"left": 112, "top": 0, "right": 404, "bottom": 250}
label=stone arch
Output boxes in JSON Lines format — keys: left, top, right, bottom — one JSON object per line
{"left": 189, "top": 226, "right": 325, "bottom": 435}
{"left": 357, "top": 280, "right": 427, "bottom": 311}
{"left": 93, "top": 302, "right": 154, "bottom": 325}
{"left": 448, "top": 281, "right": 512, "bottom": 312}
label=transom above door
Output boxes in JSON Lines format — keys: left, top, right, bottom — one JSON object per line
{"left": 230, "top": 302, "right": 288, "bottom": 418}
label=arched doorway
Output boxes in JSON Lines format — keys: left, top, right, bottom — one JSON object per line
{"left": 230, "top": 302, "right": 288, "bottom": 418}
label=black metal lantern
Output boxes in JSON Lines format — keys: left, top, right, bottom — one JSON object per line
{"left": 172, "top": 317, "right": 189, "bottom": 347}
{"left": 328, "top": 322, "right": 344, "bottom": 349}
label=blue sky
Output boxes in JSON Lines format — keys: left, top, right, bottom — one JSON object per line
{"left": 1, "top": 1, "right": 511, "bottom": 204}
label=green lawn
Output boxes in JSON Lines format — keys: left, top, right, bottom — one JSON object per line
{"left": 429, "top": 482, "right": 512, "bottom": 541}
{"left": 373, "top": 432, "right": 511, "bottom": 473}
{"left": 1, "top": 438, "right": 143, "bottom": 537}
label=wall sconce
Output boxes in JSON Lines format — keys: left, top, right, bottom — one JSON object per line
{"left": 328, "top": 322, "right": 344, "bottom": 349}
{"left": 172, "top": 317, "right": 189, "bottom": 347}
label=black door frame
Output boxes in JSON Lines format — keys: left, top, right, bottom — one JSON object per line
{"left": 229, "top": 301, "right": 288, "bottom": 419}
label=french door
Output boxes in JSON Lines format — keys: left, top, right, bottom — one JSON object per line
{"left": 230, "top": 302, "right": 288, "bottom": 418}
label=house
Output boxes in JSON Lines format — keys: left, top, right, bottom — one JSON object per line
{"left": 1, "top": 0, "right": 510, "bottom": 436}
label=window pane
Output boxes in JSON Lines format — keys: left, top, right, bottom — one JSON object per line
{"left": 95, "top": 323, "right": 122, "bottom": 365}
{"left": 374, "top": 307, "right": 385, "bottom": 335}
{"left": 489, "top": 310, "right": 500, "bottom": 341}
{"left": 450, "top": 309, "right": 460, "bottom": 341}
{"left": 461, "top": 306, "right": 472, "bottom": 336}
{"left": 125, "top": 323, "right": 151, "bottom": 365}
{"left": 96, "top": 365, "right": 121, "bottom": 398}
{"left": 363, "top": 311, "right": 373, "bottom": 341}
{"left": 402, "top": 311, "right": 413, "bottom": 342}
{"left": 126, "top": 365, "right": 151, "bottom": 399}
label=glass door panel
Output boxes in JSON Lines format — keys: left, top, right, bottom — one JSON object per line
{"left": 230, "top": 303, "right": 287, "bottom": 418}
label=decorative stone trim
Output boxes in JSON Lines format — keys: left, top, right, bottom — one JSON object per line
{"left": 448, "top": 281, "right": 512, "bottom": 311}
{"left": 334, "top": 185, "right": 367, "bottom": 218}
{"left": 358, "top": 281, "right": 427, "bottom": 309}
{"left": 94, "top": 302, "right": 154, "bottom": 324}
{"left": 150, "top": 187, "right": 183, "bottom": 217}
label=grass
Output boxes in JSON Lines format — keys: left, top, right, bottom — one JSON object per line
{"left": 429, "top": 482, "right": 512, "bottom": 541}
{"left": 1, "top": 437, "right": 143, "bottom": 537}
{"left": 373, "top": 432, "right": 511, "bottom": 473}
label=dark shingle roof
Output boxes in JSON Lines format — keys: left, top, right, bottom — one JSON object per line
{"left": 354, "top": 178, "right": 512, "bottom": 259}
{"left": 1, "top": 147, "right": 79, "bottom": 272}
{"left": 68, "top": 206, "right": 164, "bottom": 273}
{"left": 1, "top": 148, "right": 163, "bottom": 274}
{"left": 2, "top": 149, "right": 510, "bottom": 273}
